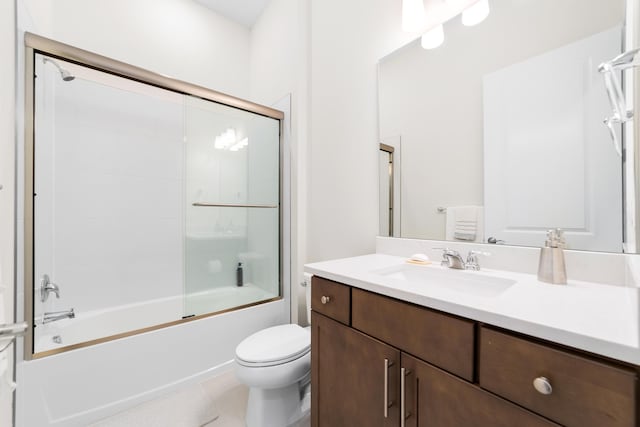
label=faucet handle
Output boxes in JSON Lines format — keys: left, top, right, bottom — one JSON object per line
{"left": 465, "top": 251, "right": 490, "bottom": 270}
{"left": 40, "top": 274, "right": 60, "bottom": 302}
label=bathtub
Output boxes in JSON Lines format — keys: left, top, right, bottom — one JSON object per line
{"left": 18, "top": 288, "right": 288, "bottom": 427}
{"left": 34, "top": 284, "right": 276, "bottom": 354}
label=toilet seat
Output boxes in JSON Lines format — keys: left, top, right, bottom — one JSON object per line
{"left": 236, "top": 324, "right": 310, "bottom": 368}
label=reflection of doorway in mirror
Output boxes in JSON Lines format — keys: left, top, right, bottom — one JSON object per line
{"left": 378, "top": 0, "right": 627, "bottom": 252}
{"left": 379, "top": 138, "right": 401, "bottom": 236}
{"left": 484, "top": 27, "right": 623, "bottom": 252}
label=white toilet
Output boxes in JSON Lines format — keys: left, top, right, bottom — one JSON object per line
{"left": 235, "top": 281, "right": 312, "bottom": 427}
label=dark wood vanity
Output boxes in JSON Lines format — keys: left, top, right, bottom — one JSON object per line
{"left": 311, "top": 276, "right": 638, "bottom": 427}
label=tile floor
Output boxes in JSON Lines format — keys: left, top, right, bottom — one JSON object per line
{"left": 90, "top": 369, "right": 310, "bottom": 427}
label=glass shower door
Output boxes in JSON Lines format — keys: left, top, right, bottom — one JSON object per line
{"left": 28, "top": 47, "right": 283, "bottom": 358}
{"left": 183, "top": 96, "right": 280, "bottom": 317}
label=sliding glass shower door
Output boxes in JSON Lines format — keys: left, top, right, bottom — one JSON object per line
{"left": 29, "top": 51, "right": 282, "bottom": 357}
{"left": 183, "top": 96, "right": 281, "bottom": 317}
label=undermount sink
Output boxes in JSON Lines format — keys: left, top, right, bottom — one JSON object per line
{"left": 373, "top": 264, "right": 516, "bottom": 298}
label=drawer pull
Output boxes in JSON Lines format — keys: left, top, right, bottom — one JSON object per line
{"left": 533, "top": 376, "right": 553, "bottom": 395}
{"left": 383, "top": 358, "right": 394, "bottom": 418}
{"left": 321, "top": 295, "right": 331, "bottom": 304}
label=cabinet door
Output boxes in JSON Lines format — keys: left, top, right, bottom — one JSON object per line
{"left": 312, "top": 311, "right": 400, "bottom": 427}
{"left": 401, "top": 354, "right": 559, "bottom": 427}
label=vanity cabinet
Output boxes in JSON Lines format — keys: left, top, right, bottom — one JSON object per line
{"left": 311, "top": 276, "right": 638, "bottom": 427}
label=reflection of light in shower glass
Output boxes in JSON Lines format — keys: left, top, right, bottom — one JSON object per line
{"left": 229, "top": 138, "right": 249, "bottom": 152}
{"left": 214, "top": 128, "right": 236, "bottom": 149}
{"left": 462, "top": 0, "right": 490, "bottom": 26}
{"left": 214, "top": 129, "right": 248, "bottom": 151}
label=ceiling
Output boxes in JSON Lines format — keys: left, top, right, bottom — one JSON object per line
{"left": 193, "top": 0, "right": 271, "bottom": 28}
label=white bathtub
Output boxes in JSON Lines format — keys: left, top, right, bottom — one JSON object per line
{"left": 34, "top": 284, "right": 276, "bottom": 354}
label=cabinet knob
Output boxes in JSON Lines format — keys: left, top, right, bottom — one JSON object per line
{"left": 533, "top": 376, "right": 553, "bottom": 395}
{"left": 321, "top": 295, "right": 331, "bottom": 304}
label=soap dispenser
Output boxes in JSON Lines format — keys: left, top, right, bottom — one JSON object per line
{"left": 537, "top": 228, "right": 567, "bottom": 285}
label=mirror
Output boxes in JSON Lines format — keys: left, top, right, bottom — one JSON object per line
{"left": 378, "top": 0, "right": 631, "bottom": 252}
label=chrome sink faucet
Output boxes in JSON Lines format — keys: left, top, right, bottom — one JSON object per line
{"left": 437, "top": 248, "right": 466, "bottom": 269}
{"left": 435, "top": 248, "right": 490, "bottom": 270}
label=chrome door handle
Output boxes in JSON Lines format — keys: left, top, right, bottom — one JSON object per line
{"left": 400, "top": 367, "right": 411, "bottom": 427}
{"left": 383, "top": 358, "right": 394, "bottom": 418}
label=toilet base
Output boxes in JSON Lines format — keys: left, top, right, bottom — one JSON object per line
{"left": 246, "top": 382, "right": 309, "bottom": 427}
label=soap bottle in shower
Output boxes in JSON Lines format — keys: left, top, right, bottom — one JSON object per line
{"left": 236, "top": 262, "right": 244, "bottom": 287}
{"left": 537, "top": 228, "right": 567, "bottom": 285}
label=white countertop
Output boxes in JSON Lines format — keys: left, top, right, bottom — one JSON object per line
{"left": 305, "top": 254, "right": 640, "bottom": 365}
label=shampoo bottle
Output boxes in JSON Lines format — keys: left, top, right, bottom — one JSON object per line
{"left": 236, "top": 262, "right": 244, "bottom": 287}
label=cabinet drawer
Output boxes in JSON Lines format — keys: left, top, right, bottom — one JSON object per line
{"left": 352, "top": 288, "right": 475, "bottom": 381}
{"left": 311, "top": 277, "right": 350, "bottom": 325}
{"left": 402, "top": 353, "right": 560, "bottom": 427}
{"left": 479, "top": 327, "right": 637, "bottom": 427}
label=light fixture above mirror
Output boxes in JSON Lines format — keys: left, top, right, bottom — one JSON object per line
{"left": 402, "top": 0, "right": 491, "bottom": 49}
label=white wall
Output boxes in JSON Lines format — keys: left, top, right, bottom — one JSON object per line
{"left": 43, "top": 0, "right": 251, "bottom": 98}
{"left": 307, "top": 0, "right": 413, "bottom": 262}
{"left": 33, "top": 61, "right": 185, "bottom": 319}
{"left": 0, "top": 0, "right": 15, "bottom": 424}
{"left": 249, "top": 0, "right": 309, "bottom": 322}
{"left": 626, "top": 1, "right": 640, "bottom": 253}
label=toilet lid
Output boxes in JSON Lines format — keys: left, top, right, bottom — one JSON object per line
{"left": 236, "top": 324, "right": 310, "bottom": 366}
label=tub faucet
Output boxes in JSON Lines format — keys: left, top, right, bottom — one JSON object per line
{"left": 43, "top": 308, "right": 75, "bottom": 324}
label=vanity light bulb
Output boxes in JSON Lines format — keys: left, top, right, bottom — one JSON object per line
{"left": 402, "top": 0, "right": 426, "bottom": 32}
{"left": 461, "top": 0, "right": 490, "bottom": 26}
{"left": 421, "top": 24, "right": 444, "bottom": 50}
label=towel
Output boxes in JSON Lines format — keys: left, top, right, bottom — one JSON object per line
{"left": 445, "top": 206, "right": 484, "bottom": 243}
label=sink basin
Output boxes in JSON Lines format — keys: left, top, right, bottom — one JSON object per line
{"left": 373, "top": 264, "right": 516, "bottom": 298}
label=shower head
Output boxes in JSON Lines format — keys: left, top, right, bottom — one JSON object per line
{"left": 598, "top": 48, "right": 640, "bottom": 73}
{"left": 42, "top": 57, "right": 75, "bottom": 81}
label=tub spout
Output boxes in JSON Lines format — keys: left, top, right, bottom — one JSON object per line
{"left": 43, "top": 308, "right": 75, "bottom": 324}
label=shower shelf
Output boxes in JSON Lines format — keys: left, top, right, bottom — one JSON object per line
{"left": 192, "top": 203, "right": 278, "bottom": 208}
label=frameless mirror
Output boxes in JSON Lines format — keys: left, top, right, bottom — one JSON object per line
{"left": 378, "top": 0, "right": 634, "bottom": 252}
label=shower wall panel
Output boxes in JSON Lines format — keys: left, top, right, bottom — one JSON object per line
{"left": 34, "top": 55, "right": 185, "bottom": 316}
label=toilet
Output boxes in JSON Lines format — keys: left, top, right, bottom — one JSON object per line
{"left": 234, "top": 279, "right": 312, "bottom": 427}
